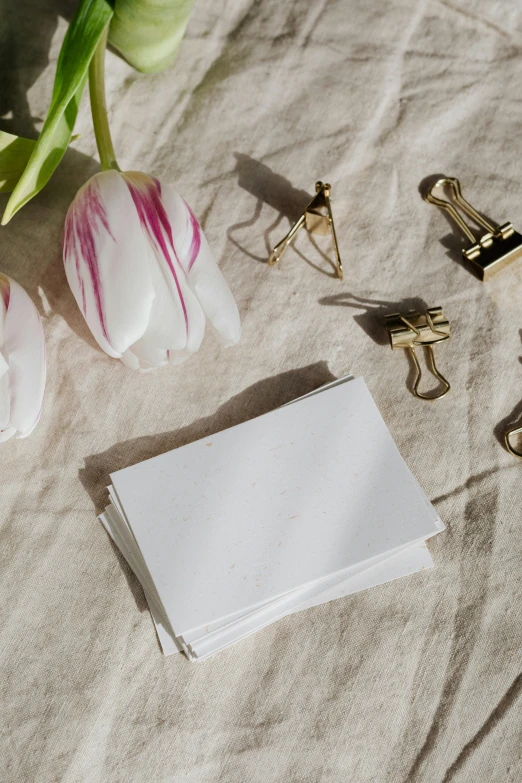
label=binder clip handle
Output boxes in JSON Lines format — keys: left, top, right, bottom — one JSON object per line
{"left": 384, "top": 307, "right": 451, "bottom": 401}
{"left": 268, "top": 181, "right": 343, "bottom": 280}
{"left": 425, "top": 177, "right": 497, "bottom": 242}
{"left": 409, "top": 344, "right": 451, "bottom": 401}
{"left": 425, "top": 176, "right": 522, "bottom": 280}
{"left": 268, "top": 213, "right": 305, "bottom": 267}
{"left": 505, "top": 424, "right": 522, "bottom": 458}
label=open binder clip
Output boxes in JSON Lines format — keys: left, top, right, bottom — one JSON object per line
{"left": 384, "top": 307, "right": 451, "bottom": 400}
{"left": 268, "top": 181, "right": 343, "bottom": 279}
{"left": 425, "top": 177, "right": 522, "bottom": 280}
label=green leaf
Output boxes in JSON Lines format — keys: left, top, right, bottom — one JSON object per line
{"left": 2, "top": 0, "right": 113, "bottom": 224}
{"left": 0, "top": 132, "right": 36, "bottom": 193}
{"left": 109, "top": 0, "right": 195, "bottom": 74}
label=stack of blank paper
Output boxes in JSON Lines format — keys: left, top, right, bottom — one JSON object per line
{"left": 100, "top": 376, "right": 444, "bottom": 661}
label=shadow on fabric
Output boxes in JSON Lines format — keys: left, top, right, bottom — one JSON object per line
{"left": 229, "top": 154, "right": 338, "bottom": 278}
{"left": 79, "top": 361, "right": 338, "bottom": 610}
{"left": 0, "top": 0, "right": 105, "bottom": 350}
{"left": 79, "top": 361, "right": 337, "bottom": 516}
{"left": 0, "top": 0, "right": 78, "bottom": 138}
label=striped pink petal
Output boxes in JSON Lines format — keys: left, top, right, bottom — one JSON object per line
{"left": 0, "top": 274, "right": 46, "bottom": 441}
{"left": 63, "top": 171, "right": 155, "bottom": 358}
{"left": 63, "top": 169, "right": 240, "bottom": 371}
{"left": 121, "top": 172, "right": 206, "bottom": 368}
{"left": 157, "top": 183, "right": 241, "bottom": 348}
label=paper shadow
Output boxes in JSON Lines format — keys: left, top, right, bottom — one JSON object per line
{"left": 228, "top": 154, "right": 338, "bottom": 277}
{"left": 79, "top": 362, "right": 338, "bottom": 610}
{"left": 80, "top": 361, "right": 338, "bottom": 515}
{"left": 419, "top": 173, "right": 496, "bottom": 280}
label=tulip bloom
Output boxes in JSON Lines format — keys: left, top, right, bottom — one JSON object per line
{"left": 109, "top": 0, "right": 196, "bottom": 74}
{"left": 63, "top": 171, "right": 241, "bottom": 370}
{"left": 0, "top": 274, "right": 46, "bottom": 442}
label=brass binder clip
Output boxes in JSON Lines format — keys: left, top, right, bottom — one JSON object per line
{"left": 505, "top": 425, "right": 522, "bottom": 458}
{"left": 425, "top": 177, "right": 522, "bottom": 280}
{"left": 384, "top": 307, "right": 451, "bottom": 400}
{"left": 268, "top": 181, "right": 343, "bottom": 279}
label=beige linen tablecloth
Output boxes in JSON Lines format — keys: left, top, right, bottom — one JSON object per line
{"left": 2, "top": 1, "right": 522, "bottom": 780}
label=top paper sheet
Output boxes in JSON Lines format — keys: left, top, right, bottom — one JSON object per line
{"left": 110, "top": 378, "right": 440, "bottom": 636}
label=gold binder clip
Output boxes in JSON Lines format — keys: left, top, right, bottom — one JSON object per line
{"left": 505, "top": 425, "right": 522, "bottom": 458}
{"left": 268, "top": 181, "right": 343, "bottom": 279}
{"left": 425, "top": 177, "right": 522, "bottom": 280}
{"left": 384, "top": 307, "right": 451, "bottom": 400}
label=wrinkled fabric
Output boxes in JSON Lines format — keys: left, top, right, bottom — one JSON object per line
{"left": 2, "top": 1, "right": 522, "bottom": 781}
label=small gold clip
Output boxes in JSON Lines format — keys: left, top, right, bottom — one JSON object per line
{"left": 384, "top": 307, "right": 451, "bottom": 400}
{"left": 425, "top": 177, "right": 522, "bottom": 280}
{"left": 505, "top": 425, "right": 522, "bottom": 458}
{"left": 268, "top": 181, "right": 343, "bottom": 279}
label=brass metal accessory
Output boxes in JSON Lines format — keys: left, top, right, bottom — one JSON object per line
{"left": 384, "top": 307, "right": 451, "bottom": 401}
{"left": 268, "top": 181, "right": 343, "bottom": 280}
{"left": 505, "top": 425, "right": 522, "bottom": 458}
{"left": 425, "top": 177, "right": 522, "bottom": 280}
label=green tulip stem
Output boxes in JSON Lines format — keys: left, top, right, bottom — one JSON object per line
{"left": 89, "top": 25, "right": 120, "bottom": 172}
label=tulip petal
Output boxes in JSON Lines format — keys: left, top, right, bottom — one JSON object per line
{"left": 158, "top": 184, "right": 241, "bottom": 347}
{"left": 130, "top": 235, "right": 202, "bottom": 368}
{"left": 127, "top": 341, "right": 168, "bottom": 370}
{"left": 108, "top": 0, "right": 195, "bottom": 74}
{"left": 0, "top": 280, "right": 10, "bottom": 432}
{"left": 63, "top": 170, "right": 155, "bottom": 358}
{"left": 0, "top": 427, "right": 16, "bottom": 443}
{"left": 0, "top": 271, "right": 9, "bottom": 330}
{"left": 2, "top": 276, "right": 46, "bottom": 438}
{"left": 123, "top": 172, "right": 206, "bottom": 364}
{"left": 0, "top": 360, "right": 10, "bottom": 431}
{"left": 120, "top": 348, "right": 140, "bottom": 371}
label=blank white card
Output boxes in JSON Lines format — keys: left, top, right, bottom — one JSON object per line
{"left": 109, "top": 377, "right": 443, "bottom": 648}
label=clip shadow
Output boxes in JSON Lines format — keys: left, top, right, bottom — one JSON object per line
{"left": 229, "top": 154, "right": 338, "bottom": 277}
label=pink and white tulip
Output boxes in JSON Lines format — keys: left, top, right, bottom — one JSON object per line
{"left": 63, "top": 171, "right": 241, "bottom": 370}
{"left": 0, "top": 274, "right": 46, "bottom": 442}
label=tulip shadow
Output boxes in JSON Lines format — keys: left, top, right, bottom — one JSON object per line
{"left": 0, "top": 0, "right": 78, "bottom": 138}
{"left": 0, "top": 0, "right": 105, "bottom": 351}
{"left": 228, "top": 153, "right": 338, "bottom": 278}
{"left": 0, "top": 149, "right": 102, "bottom": 352}
{"left": 79, "top": 362, "right": 338, "bottom": 609}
